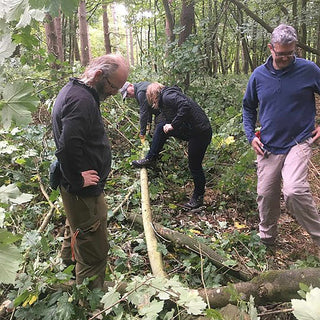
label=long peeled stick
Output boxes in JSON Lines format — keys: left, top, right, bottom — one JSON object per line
{"left": 140, "top": 167, "right": 166, "bottom": 277}
{"left": 139, "top": 139, "right": 166, "bottom": 278}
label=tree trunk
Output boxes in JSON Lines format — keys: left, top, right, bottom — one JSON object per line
{"left": 102, "top": 4, "right": 111, "bottom": 54}
{"left": 54, "top": 13, "right": 64, "bottom": 62}
{"left": 139, "top": 168, "right": 167, "bottom": 278}
{"left": 163, "top": 0, "right": 175, "bottom": 43}
{"left": 44, "top": 13, "right": 60, "bottom": 69}
{"left": 178, "top": 0, "right": 195, "bottom": 46}
{"left": 299, "top": 0, "right": 307, "bottom": 58}
{"left": 78, "top": 0, "right": 90, "bottom": 66}
{"left": 199, "top": 268, "right": 320, "bottom": 308}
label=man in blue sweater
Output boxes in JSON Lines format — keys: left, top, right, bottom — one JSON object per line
{"left": 242, "top": 24, "right": 320, "bottom": 249}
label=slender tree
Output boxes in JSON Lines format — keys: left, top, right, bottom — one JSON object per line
{"left": 102, "top": 4, "right": 112, "bottom": 54}
{"left": 44, "top": 13, "right": 60, "bottom": 69}
{"left": 78, "top": 0, "right": 91, "bottom": 66}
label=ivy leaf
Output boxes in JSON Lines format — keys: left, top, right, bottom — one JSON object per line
{"left": 292, "top": 287, "right": 320, "bottom": 320}
{"left": 0, "top": 242, "right": 22, "bottom": 284}
{"left": 1, "top": 81, "right": 39, "bottom": 129}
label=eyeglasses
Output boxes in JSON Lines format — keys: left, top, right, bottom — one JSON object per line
{"left": 105, "top": 77, "right": 121, "bottom": 90}
{"left": 271, "top": 44, "right": 295, "bottom": 57}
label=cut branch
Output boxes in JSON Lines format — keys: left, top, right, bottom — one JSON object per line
{"left": 125, "top": 211, "right": 254, "bottom": 281}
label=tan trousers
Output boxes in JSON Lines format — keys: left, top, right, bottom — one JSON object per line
{"left": 257, "top": 138, "right": 320, "bottom": 246}
{"left": 60, "top": 186, "right": 109, "bottom": 289}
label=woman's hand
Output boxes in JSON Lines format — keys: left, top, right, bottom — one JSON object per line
{"left": 163, "top": 123, "right": 173, "bottom": 134}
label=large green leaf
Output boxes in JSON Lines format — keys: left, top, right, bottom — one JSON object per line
{"left": 0, "top": 183, "right": 34, "bottom": 204}
{"left": 292, "top": 287, "right": 320, "bottom": 320}
{"left": 0, "top": 242, "right": 22, "bottom": 284}
{"left": 1, "top": 81, "right": 39, "bottom": 129}
{"left": 0, "top": 34, "right": 16, "bottom": 64}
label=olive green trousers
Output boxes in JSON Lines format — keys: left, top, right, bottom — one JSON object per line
{"left": 60, "top": 186, "right": 109, "bottom": 289}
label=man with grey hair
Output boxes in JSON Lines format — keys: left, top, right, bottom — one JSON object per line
{"left": 52, "top": 54, "right": 129, "bottom": 288}
{"left": 242, "top": 24, "right": 320, "bottom": 251}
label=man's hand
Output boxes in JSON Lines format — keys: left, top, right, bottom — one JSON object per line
{"left": 163, "top": 123, "right": 173, "bottom": 134}
{"left": 251, "top": 137, "right": 265, "bottom": 156}
{"left": 81, "top": 170, "right": 100, "bottom": 187}
{"left": 312, "top": 125, "right": 320, "bottom": 143}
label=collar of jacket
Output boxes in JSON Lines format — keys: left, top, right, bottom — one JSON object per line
{"left": 69, "top": 77, "right": 100, "bottom": 104}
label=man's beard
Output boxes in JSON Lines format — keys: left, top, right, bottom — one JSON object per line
{"left": 95, "top": 81, "right": 110, "bottom": 101}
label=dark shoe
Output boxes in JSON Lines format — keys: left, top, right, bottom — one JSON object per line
{"left": 183, "top": 195, "right": 204, "bottom": 209}
{"left": 132, "top": 158, "right": 156, "bottom": 168}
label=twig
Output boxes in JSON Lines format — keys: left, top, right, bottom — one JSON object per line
{"left": 199, "top": 244, "right": 210, "bottom": 309}
{"left": 37, "top": 175, "right": 58, "bottom": 233}
{"left": 258, "top": 307, "right": 293, "bottom": 316}
{"left": 112, "top": 186, "right": 136, "bottom": 216}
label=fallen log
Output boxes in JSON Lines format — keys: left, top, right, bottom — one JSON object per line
{"left": 51, "top": 267, "right": 320, "bottom": 310}
{"left": 199, "top": 267, "right": 320, "bottom": 308}
{"left": 125, "top": 211, "right": 254, "bottom": 281}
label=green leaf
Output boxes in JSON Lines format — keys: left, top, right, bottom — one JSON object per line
{"left": 177, "top": 289, "right": 207, "bottom": 315}
{"left": 0, "top": 34, "right": 16, "bottom": 64}
{"left": 0, "top": 183, "right": 34, "bottom": 204}
{"left": 0, "top": 229, "right": 22, "bottom": 244}
{"left": 0, "top": 242, "right": 22, "bottom": 284}
{"left": 292, "top": 287, "right": 320, "bottom": 320}
{"left": 56, "top": 292, "right": 75, "bottom": 320}
{"left": 1, "top": 81, "right": 39, "bottom": 129}
{"left": 101, "top": 287, "right": 121, "bottom": 316}
{"left": 138, "top": 299, "right": 164, "bottom": 318}
{"left": 206, "top": 308, "right": 224, "bottom": 319}
{"left": 5, "top": 0, "right": 27, "bottom": 22}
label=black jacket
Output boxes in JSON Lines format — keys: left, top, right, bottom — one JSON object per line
{"left": 159, "top": 86, "right": 211, "bottom": 135}
{"left": 52, "top": 78, "right": 111, "bottom": 197}
{"left": 134, "top": 81, "right": 161, "bottom": 135}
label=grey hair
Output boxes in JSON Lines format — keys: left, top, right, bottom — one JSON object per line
{"left": 80, "top": 54, "right": 127, "bottom": 84}
{"left": 271, "top": 24, "right": 298, "bottom": 45}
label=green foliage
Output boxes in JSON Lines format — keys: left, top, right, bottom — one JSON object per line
{"left": 292, "top": 287, "right": 320, "bottom": 320}
{"left": 101, "top": 275, "right": 207, "bottom": 318}
{"left": 0, "top": 81, "right": 39, "bottom": 129}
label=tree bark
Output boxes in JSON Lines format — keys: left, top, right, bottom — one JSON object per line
{"left": 44, "top": 13, "right": 60, "bottom": 69}
{"left": 78, "top": 0, "right": 91, "bottom": 66}
{"left": 139, "top": 167, "right": 167, "bottom": 278}
{"left": 53, "top": 13, "right": 64, "bottom": 62}
{"left": 178, "top": 0, "right": 195, "bottom": 46}
{"left": 102, "top": 4, "right": 111, "bottom": 54}
{"left": 163, "top": 0, "right": 175, "bottom": 43}
{"left": 199, "top": 268, "right": 320, "bottom": 308}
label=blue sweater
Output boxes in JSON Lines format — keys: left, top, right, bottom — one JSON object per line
{"left": 243, "top": 56, "right": 320, "bottom": 154}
